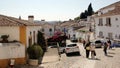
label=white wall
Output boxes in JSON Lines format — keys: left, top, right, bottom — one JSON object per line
{"left": 44, "top": 27, "right": 54, "bottom": 37}
{"left": 26, "top": 26, "right": 41, "bottom": 47}
{"left": 95, "top": 15, "right": 120, "bottom": 39}
{"left": 0, "top": 43, "right": 25, "bottom": 59}
{"left": 0, "top": 26, "right": 19, "bottom": 41}
{"left": 68, "top": 27, "right": 76, "bottom": 39}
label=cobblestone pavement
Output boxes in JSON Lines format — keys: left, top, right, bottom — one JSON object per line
{"left": 40, "top": 42, "right": 96, "bottom": 68}
{"left": 94, "top": 48, "right": 120, "bottom": 68}
{"left": 15, "top": 41, "right": 120, "bottom": 68}
{"left": 40, "top": 43, "right": 120, "bottom": 68}
{"left": 14, "top": 64, "right": 44, "bottom": 68}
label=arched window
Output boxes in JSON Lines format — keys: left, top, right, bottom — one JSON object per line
{"left": 41, "top": 28, "right": 44, "bottom": 32}
{"left": 119, "top": 35, "right": 120, "bottom": 39}
{"left": 99, "top": 31, "right": 103, "bottom": 37}
{"left": 49, "top": 28, "right": 52, "bottom": 36}
{"left": 33, "top": 31, "right": 35, "bottom": 43}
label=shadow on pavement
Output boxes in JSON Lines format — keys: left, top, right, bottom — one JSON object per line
{"left": 108, "top": 52, "right": 115, "bottom": 54}
{"left": 109, "top": 49, "right": 115, "bottom": 50}
{"left": 66, "top": 53, "right": 81, "bottom": 57}
{"left": 88, "top": 58, "right": 101, "bottom": 61}
{"left": 14, "top": 64, "right": 44, "bottom": 68}
{"left": 106, "top": 55, "right": 113, "bottom": 57}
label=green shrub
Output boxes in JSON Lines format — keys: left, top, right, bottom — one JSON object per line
{"left": 27, "top": 44, "right": 43, "bottom": 59}
{"left": 1, "top": 35, "right": 9, "bottom": 43}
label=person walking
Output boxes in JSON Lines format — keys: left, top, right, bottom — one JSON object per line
{"left": 90, "top": 42, "right": 96, "bottom": 59}
{"left": 103, "top": 42, "right": 109, "bottom": 56}
{"left": 83, "top": 39, "right": 86, "bottom": 48}
{"left": 107, "top": 39, "right": 112, "bottom": 49}
{"left": 85, "top": 42, "right": 91, "bottom": 58}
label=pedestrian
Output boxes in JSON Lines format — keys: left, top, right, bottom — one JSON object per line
{"left": 107, "top": 39, "right": 112, "bottom": 49}
{"left": 103, "top": 42, "right": 109, "bottom": 56}
{"left": 85, "top": 42, "right": 91, "bottom": 58}
{"left": 83, "top": 39, "right": 86, "bottom": 47}
{"left": 90, "top": 42, "right": 96, "bottom": 59}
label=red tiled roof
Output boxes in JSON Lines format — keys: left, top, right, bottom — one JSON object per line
{"left": 0, "top": 14, "right": 41, "bottom": 26}
{"left": 97, "top": 6, "right": 120, "bottom": 17}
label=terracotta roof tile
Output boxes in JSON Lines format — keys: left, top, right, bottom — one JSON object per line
{"left": 0, "top": 14, "right": 41, "bottom": 26}
{"left": 97, "top": 6, "right": 120, "bottom": 17}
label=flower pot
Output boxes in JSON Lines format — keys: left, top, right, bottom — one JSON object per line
{"left": 29, "top": 59, "right": 38, "bottom": 66}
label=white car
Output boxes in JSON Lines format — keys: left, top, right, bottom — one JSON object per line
{"left": 91, "top": 38, "right": 105, "bottom": 48}
{"left": 65, "top": 43, "right": 80, "bottom": 56}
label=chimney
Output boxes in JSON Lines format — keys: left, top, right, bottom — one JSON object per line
{"left": 19, "top": 16, "right": 21, "bottom": 20}
{"left": 28, "top": 15, "right": 34, "bottom": 23}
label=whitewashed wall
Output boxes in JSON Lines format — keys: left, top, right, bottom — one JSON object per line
{"left": 68, "top": 27, "right": 76, "bottom": 39}
{"left": 0, "top": 26, "right": 19, "bottom": 41}
{"left": 0, "top": 43, "right": 25, "bottom": 59}
{"left": 95, "top": 15, "right": 120, "bottom": 39}
{"left": 26, "top": 26, "right": 41, "bottom": 47}
{"left": 44, "top": 27, "right": 54, "bottom": 37}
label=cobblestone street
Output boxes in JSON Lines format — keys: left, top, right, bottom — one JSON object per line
{"left": 95, "top": 48, "right": 120, "bottom": 68}
{"left": 40, "top": 42, "right": 120, "bottom": 68}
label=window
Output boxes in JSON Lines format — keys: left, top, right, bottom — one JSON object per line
{"left": 33, "top": 31, "right": 35, "bottom": 43}
{"left": 119, "top": 35, "right": 120, "bottom": 39}
{"left": 49, "top": 28, "right": 52, "bottom": 36}
{"left": 106, "top": 18, "right": 111, "bottom": 26}
{"left": 108, "top": 33, "right": 113, "bottom": 39}
{"left": 99, "top": 31, "right": 103, "bottom": 37}
{"left": 115, "top": 35, "right": 118, "bottom": 39}
{"left": 29, "top": 31, "right": 32, "bottom": 46}
{"left": 116, "top": 18, "right": 118, "bottom": 21}
{"left": 117, "top": 25, "right": 119, "bottom": 27}
{"left": 98, "top": 18, "right": 103, "bottom": 26}
{"left": 41, "top": 28, "right": 44, "bottom": 32}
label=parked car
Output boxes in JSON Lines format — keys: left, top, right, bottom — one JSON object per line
{"left": 48, "top": 45, "right": 58, "bottom": 48}
{"left": 111, "top": 39, "right": 120, "bottom": 47}
{"left": 70, "top": 38, "right": 78, "bottom": 42}
{"left": 91, "top": 39, "right": 104, "bottom": 48}
{"left": 65, "top": 43, "right": 80, "bottom": 56}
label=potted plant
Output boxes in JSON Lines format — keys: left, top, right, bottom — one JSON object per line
{"left": 1, "top": 35, "right": 9, "bottom": 43}
{"left": 27, "top": 43, "right": 43, "bottom": 66}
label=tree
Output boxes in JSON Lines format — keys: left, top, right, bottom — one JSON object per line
{"left": 84, "top": 10, "right": 88, "bottom": 18}
{"left": 80, "top": 12, "right": 86, "bottom": 19}
{"left": 37, "top": 31, "right": 47, "bottom": 52}
{"left": 1, "top": 35, "right": 9, "bottom": 43}
{"left": 74, "top": 16, "right": 80, "bottom": 20}
{"left": 87, "top": 3, "right": 94, "bottom": 16}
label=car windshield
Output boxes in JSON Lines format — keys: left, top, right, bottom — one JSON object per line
{"left": 67, "top": 44, "right": 77, "bottom": 47}
{"left": 95, "top": 40, "right": 101, "bottom": 43}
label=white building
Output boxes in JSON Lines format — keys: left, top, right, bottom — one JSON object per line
{"left": 0, "top": 15, "right": 42, "bottom": 47}
{"left": 41, "top": 23, "right": 55, "bottom": 38}
{"left": 95, "top": 1, "right": 120, "bottom": 40}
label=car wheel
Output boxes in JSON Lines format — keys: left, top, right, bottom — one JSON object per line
{"left": 66, "top": 53, "right": 69, "bottom": 56}
{"left": 77, "top": 52, "right": 80, "bottom": 55}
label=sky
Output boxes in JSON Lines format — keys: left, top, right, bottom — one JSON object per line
{"left": 0, "top": 0, "right": 120, "bottom": 21}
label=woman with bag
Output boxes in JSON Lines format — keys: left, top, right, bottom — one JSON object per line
{"left": 85, "top": 42, "right": 91, "bottom": 58}
{"left": 90, "top": 42, "right": 96, "bottom": 59}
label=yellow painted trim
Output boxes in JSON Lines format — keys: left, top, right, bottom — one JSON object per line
{"left": 0, "top": 58, "right": 26, "bottom": 68}
{"left": 19, "top": 26, "right": 26, "bottom": 46}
